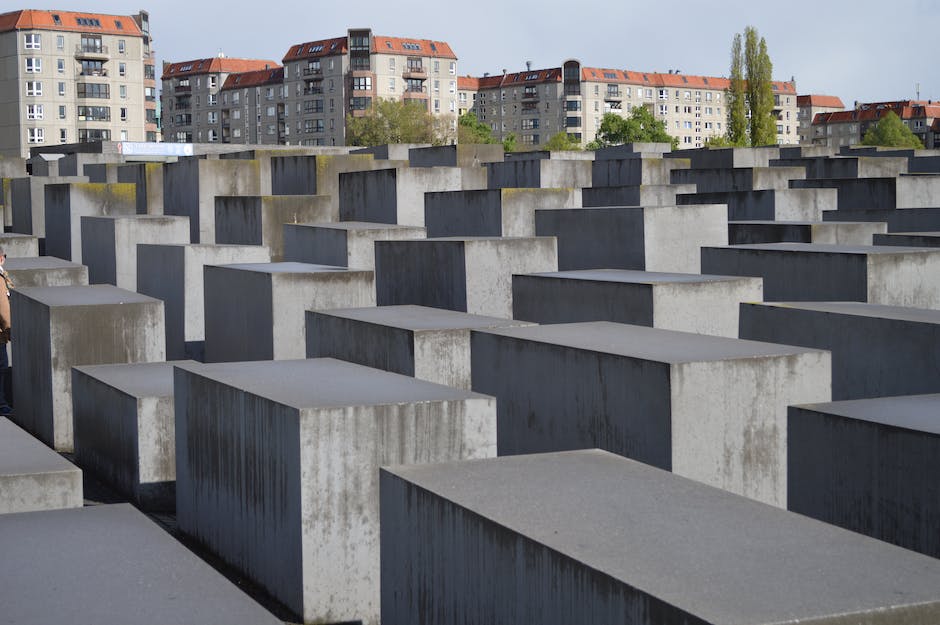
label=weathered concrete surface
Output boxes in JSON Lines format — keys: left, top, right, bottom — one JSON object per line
{"left": 307, "top": 305, "right": 533, "bottom": 389}
{"left": 677, "top": 188, "right": 838, "bottom": 220}
{"left": 0, "top": 503, "right": 282, "bottom": 624}
{"left": 283, "top": 221, "right": 425, "bottom": 269}
{"left": 72, "top": 361, "right": 194, "bottom": 511}
{"left": 536, "top": 204, "right": 727, "bottom": 273}
{"left": 5, "top": 256, "right": 88, "bottom": 287}
{"left": 163, "top": 157, "right": 262, "bottom": 243}
{"left": 823, "top": 206, "right": 940, "bottom": 232}
{"left": 339, "top": 166, "right": 467, "bottom": 226}
{"left": 81, "top": 215, "right": 190, "bottom": 290}
{"left": 771, "top": 155, "right": 909, "bottom": 179}
{"left": 11, "top": 285, "right": 165, "bottom": 451}
{"left": 665, "top": 146, "right": 781, "bottom": 169}
{"left": 740, "top": 301, "right": 940, "bottom": 400}
{"left": 424, "top": 188, "right": 580, "bottom": 238}
{"left": 702, "top": 243, "right": 940, "bottom": 307}
{"left": 137, "top": 244, "right": 271, "bottom": 360}
{"left": 512, "top": 269, "right": 762, "bottom": 337}
{"left": 375, "top": 237, "right": 557, "bottom": 318}
{"left": 581, "top": 183, "right": 697, "bottom": 208}
{"left": 791, "top": 175, "right": 940, "bottom": 210}
{"left": 175, "top": 358, "right": 496, "bottom": 624}
{"left": 671, "top": 166, "right": 806, "bottom": 193}
{"left": 409, "top": 144, "right": 504, "bottom": 168}
{"left": 214, "top": 194, "right": 333, "bottom": 262}
{"left": 270, "top": 154, "right": 379, "bottom": 213}
{"left": 874, "top": 231, "right": 940, "bottom": 247}
{"left": 9, "top": 175, "right": 89, "bottom": 237}
{"left": 0, "top": 233, "right": 39, "bottom": 258}
{"left": 486, "top": 159, "right": 593, "bottom": 189}
{"left": 593, "top": 142, "right": 674, "bottom": 159}
{"left": 44, "top": 182, "right": 138, "bottom": 263}
{"left": 728, "top": 220, "right": 886, "bottom": 245}
{"left": 204, "top": 262, "right": 375, "bottom": 362}
{"left": 117, "top": 162, "right": 165, "bottom": 215}
{"left": 471, "top": 322, "right": 831, "bottom": 507}
{"left": 0, "top": 417, "right": 82, "bottom": 514}
{"left": 591, "top": 155, "right": 689, "bottom": 187}
{"left": 789, "top": 394, "right": 940, "bottom": 559}
{"left": 381, "top": 449, "right": 940, "bottom": 625}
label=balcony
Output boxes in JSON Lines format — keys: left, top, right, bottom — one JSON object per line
{"left": 303, "top": 87, "right": 324, "bottom": 96}
{"left": 403, "top": 86, "right": 428, "bottom": 100}
{"left": 604, "top": 90, "right": 622, "bottom": 101}
{"left": 79, "top": 69, "right": 108, "bottom": 77}
{"left": 175, "top": 102, "right": 192, "bottom": 111}
{"left": 75, "top": 44, "right": 108, "bottom": 58}
{"left": 403, "top": 66, "right": 427, "bottom": 80}
{"left": 175, "top": 84, "right": 192, "bottom": 93}
{"left": 303, "top": 67, "right": 322, "bottom": 76}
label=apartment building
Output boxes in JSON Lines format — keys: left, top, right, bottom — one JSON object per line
{"left": 462, "top": 59, "right": 799, "bottom": 149}
{"left": 280, "top": 28, "right": 458, "bottom": 146}
{"left": 796, "top": 94, "right": 844, "bottom": 144}
{"left": 218, "top": 66, "right": 286, "bottom": 144}
{"left": 811, "top": 100, "right": 940, "bottom": 148}
{"left": 161, "top": 56, "right": 279, "bottom": 143}
{"left": 0, "top": 9, "right": 156, "bottom": 158}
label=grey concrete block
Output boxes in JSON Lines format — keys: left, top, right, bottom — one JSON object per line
{"left": 72, "top": 361, "right": 195, "bottom": 510}
{"left": 271, "top": 154, "right": 379, "bottom": 216}
{"left": 117, "top": 162, "right": 165, "bottom": 215}
{"left": 591, "top": 155, "right": 688, "bottom": 187}
{"left": 791, "top": 175, "right": 940, "bottom": 210}
{"left": 536, "top": 205, "right": 727, "bottom": 273}
{"left": 823, "top": 207, "right": 940, "bottom": 231}
{"left": 512, "top": 269, "right": 762, "bottom": 337}
{"left": 409, "top": 144, "right": 504, "bottom": 168}
{"left": 671, "top": 166, "right": 806, "bottom": 193}
{"left": 0, "top": 503, "right": 281, "bottom": 624}
{"left": 306, "top": 305, "right": 533, "bottom": 389}
{"left": 81, "top": 215, "right": 189, "bottom": 290}
{"left": 283, "top": 221, "right": 425, "bottom": 269}
{"left": 44, "top": 182, "right": 138, "bottom": 263}
{"left": 701, "top": 243, "right": 940, "bottom": 306}
{"left": 203, "top": 262, "right": 375, "bottom": 362}
{"left": 739, "top": 301, "right": 940, "bottom": 400}
{"left": 771, "top": 155, "right": 909, "bottom": 179}
{"left": 582, "top": 183, "right": 697, "bottom": 208}
{"left": 175, "top": 358, "right": 496, "bottom": 624}
{"left": 873, "top": 231, "right": 940, "bottom": 247}
{"left": 471, "top": 322, "right": 831, "bottom": 506}
{"left": 0, "top": 417, "right": 82, "bottom": 515}
{"left": 728, "top": 220, "right": 886, "bottom": 245}
{"left": 5, "top": 256, "right": 88, "bottom": 287}
{"left": 381, "top": 449, "right": 940, "bottom": 625}
{"left": 665, "top": 146, "right": 781, "bottom": 169}
{"left": 214, "top": 195, "right": 333, "bottom": 262}
{"left": 375, "top": 237, "right": 557, "bottom": 318}
{"left": 163, "top": 157, "right": 262, "bottom": 243}
{"left": 677, "top": 187, "right": 837, "bottom": 220}
{"left": 788, "top": 394, "right": 940, "bottom": 559}
{"left": 11, "top": 285, "right": 165, "bottom": 451}
{"left": 9, "top": 175, "right": 89, "bottom": 236}
{"left": 137, "top": 244, "right": 271, "bottom": 360}
{"left": 485, "top": 159, "right": 593, "bottom": 189}
{"left": 424, "top": 188, "right": 580, "bottom": 237}
{"left": 0, "top": 233, "right": 39, "bottom": 258}
{"left": 339, "top": 166, "right": 467, "bottom": 226}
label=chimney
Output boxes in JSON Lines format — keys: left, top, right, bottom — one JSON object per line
{"left": 526, "top": 60, "right": 531, "bottom": 71}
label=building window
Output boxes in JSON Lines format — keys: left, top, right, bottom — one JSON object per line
{"left": 449, "top": 62, "right": 456, "bottom": 75}
{"left": 57, "top": 58, "right": 64, "bottom": 73}
{"left": 120, "top": 130, "right": 128, "bottom": 141}
{"left": 119, "top": 62, "right": 126, "bottom": 76}
{"left": 58, "top": 82, "right": 65, "bottom": 96}
{"left": 56, "top": 35, "right": 64, "bottom": 50}
{"left": 25, "top": 58, "right": 41, "bottom": 73}
{"left": 121, "top": 107, "right": 128, "bottom": 121}
{"left": 208, "top": 76, "right": 217, "bottom": 89}
{"left": 434, "top": 80, "right": 440, "bottom": 93}
{"left": 26, "top": 104, "right": 43, "bottom": 119}
{"left": 119, "top": 85, "right": 127, "bottom": 98}
{"left": 118, "top": 39, "right": 126, "bottom": 54}
{"left": 60, "top": 129, "right": 67, "bottom": 143}
{"left": 24, "top": 33, "right": 40, "bottom": 49}
{"left": 58, "top": 105, "right": 66, "bottom": 119}
{"left": 388, "top": 77, "right": 396, "bottom": 92}
{"left": 26, "top": 81, "right": 42, "bottom": 96}
{"left": 78, "top": 106, "right": 110, "bottom": 121}
{"left": 27, "top": 128, "right": 44, "bottom": 143}
{"left": 659, "top": 104, "right": 668, "bottom": 115}
{"left": 208, "top": 94, "right": 217, "bottom": 106}
{"left": 352, "top": 76, "right": 371, "bottom": 91}
{"left": 77, "top": 83, "right": 110, "bottom": 99}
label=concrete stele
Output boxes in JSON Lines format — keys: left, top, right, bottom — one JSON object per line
{"left": 0, "top": 417, "right": 82, "bottom": 515}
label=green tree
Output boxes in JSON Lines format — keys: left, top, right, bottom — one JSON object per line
{"left": 703, "top": 135, "right": 734, "bottom": 148}
{"left": 592, "top": 108, "right": 678, "bottom": 150}
{"left": 502, "top": 132, "right": 518, "bottom": 153}
{"left": 457, "top": 112, "right": 496, "bottom": 145}
{"left": 727, "top": 33, "right": 748, "bottom": 146}
{"left": 346, "top": 99, "right": 449, "bottom": 146}
{"left": 543, "top": 131, "right": 582, "bottom": 151}
{"left": 861, "top": 110, "right": 925, "bottom": 148}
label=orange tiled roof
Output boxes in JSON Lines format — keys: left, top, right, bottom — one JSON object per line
{"left": 0, "top": 9, "right": 142, "bottom": 36}
{"left": 220, "top": 67, "right": 285, "bottom": 90}
{"left": 813, "top": 101, "right": 940, "bottom": 126}
{"left": 473, "top": 67, "right": 562, "bottom": 89}
{"left": 580, "top": 66, "right": 796, "bottom": 95}
{"left": 797, "top": 94, "right": 845, "bottom": 109}
{"left": 283, "top": 36, "right": 348, "bottom": 62}
{"left": 162, "top": 58, "right": 279, "bottom": 80}
{"left": 458, "top": 76, "right": 480, "bottom": 91}
{"left": 372, "top": 36, "right": 456, "bottom": 59}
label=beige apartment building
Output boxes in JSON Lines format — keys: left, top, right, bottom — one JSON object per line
{"left": 796, "top": 94, "right": 844, "bottom": 144}
{"left": 0, "top": 9, "right": 157, "bottom": 158}
{"left": 461, "top": 59, "right": 799, "bottom": 149}
{"left": 811, "top": 100, "right": 940, "bottom": 149}
{"left": 161, "top": 56, "right": 279, "bottom": 143}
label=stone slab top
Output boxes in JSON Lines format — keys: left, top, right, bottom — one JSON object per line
{"left": 710, "top": 242, "right": 939, "bottom": 254}
{"left": 878, "top": 231, "right": 940, "bottom": 237}
{"left": 745, "top": 301, "right": 940, "bottom": 324}
{"left": 520, "top": 269, "right": 758, "bottom": 285}
{"left": 384, "top": 449, "right": 940, "bottom": 624}
{"left": 311, "top": 305, "right": 534, "bottom": 332}
{"left": 793, "top": 393, "right": 940, "bottom": 435}
{"left": 0, "top": 504, "right": 281, "bottom": 625}
{"left": 16, "top": 284, "right": 159, "bottom": 307}
{"left": 475, "top": 321, "right": 823, "bottom": 363}
{"left": 73, "top": 361, "right": 197, "bottom": 399}
{"left": 727, "top": 220, "right": 883, "bottom": 226}
{"left": 213, "top": 261, "right": 354, "bottom": 274}
{"left": 80, "top": 215, "right": 189, "bottom": 223}
{"left": 175, "top": 358, "right": 490, "bottom": 410}
{"left": 0, "top": 233, "right": 38, "bottom": 240}
{"left": 420, "top": 236, "right": 555, "bottom": 244}
{"left": 0, "top": 418, "right": 80, "bottom": 477}
{"left": 6, "top": 256, "right": 83, "bottom": 271}
{"left": 292, "top": 221, "right": 425, "bottom": 233}
{"left": 137, "top": 243, "right": 270, "bottom": 252}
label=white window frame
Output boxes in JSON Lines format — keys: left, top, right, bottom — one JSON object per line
{"left": 27, "top": 128, "right": 44, "bottom": 143}
{"left": 24, "top": 33, "right": 40, "bottom": 49}
{"left": 119, "top": 62, "right": 126, "bottom": 77}
{"left": 27, "top": 104, "right": 44, "bottom": 119}
{"left": 26, "top": 81, "right": 42, "bottom": 96}
{"left": 118, "top": 39, "right": 126, "bottom": 54}
{"left": 25, "top": 57, "right": 41, "bottom": 73}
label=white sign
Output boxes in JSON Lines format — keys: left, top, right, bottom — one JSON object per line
{"left": 118, "top": 142, "right": 194, "bottom": 157}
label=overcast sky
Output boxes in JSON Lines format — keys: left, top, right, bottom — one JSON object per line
{"left": 39, "top": 0, "right": 938, "bottom": 106}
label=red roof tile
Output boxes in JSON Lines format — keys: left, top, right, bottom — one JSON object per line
{"left": 0, "top": 9, "right": 142, "bottom": 36}
{"left": 283, "top": 36, "right": 348, "bottom": 63}
{"left": 577, "top": 67, "right": 796, "bottom": 95}
{"left": 162, "top": 58, "right": 279, "bottom": 80}
{"left": 457, "top": 76, "right": 479, "bottom": 91}
{"left": 372, "top": 36, "right": 456, "bottom": 59}
{"left": 797, "top": 94, "right": 845, "bottom": 109}
{"left": 471, "top": 67, "right": 562, "bottom": 89}
{"left": 221, "top": 67, "right": 285, "bottom": 90}
{"left": 812, "top": 101, "right": 940, "bottom": 125}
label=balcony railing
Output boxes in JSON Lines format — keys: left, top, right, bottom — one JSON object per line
{"left": 176, "top": 84, "right": 192, "bottom": 93}
{"left": 303, "top": 67, "right": 322, "bottom": 76}
{"left": 605, "top": 90, "right": 622, "bottom": 100}
{"left": 80, "top": 69, "right": 108, "bottom": 77}
{"left": 303, "top": 87, "right": 324, "bottom": 95}
{"left": 523, "top": 92, "right": 538, "bottom": 100}
{"left": 75, "top": 44, "right": 108, "bottom": 56}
